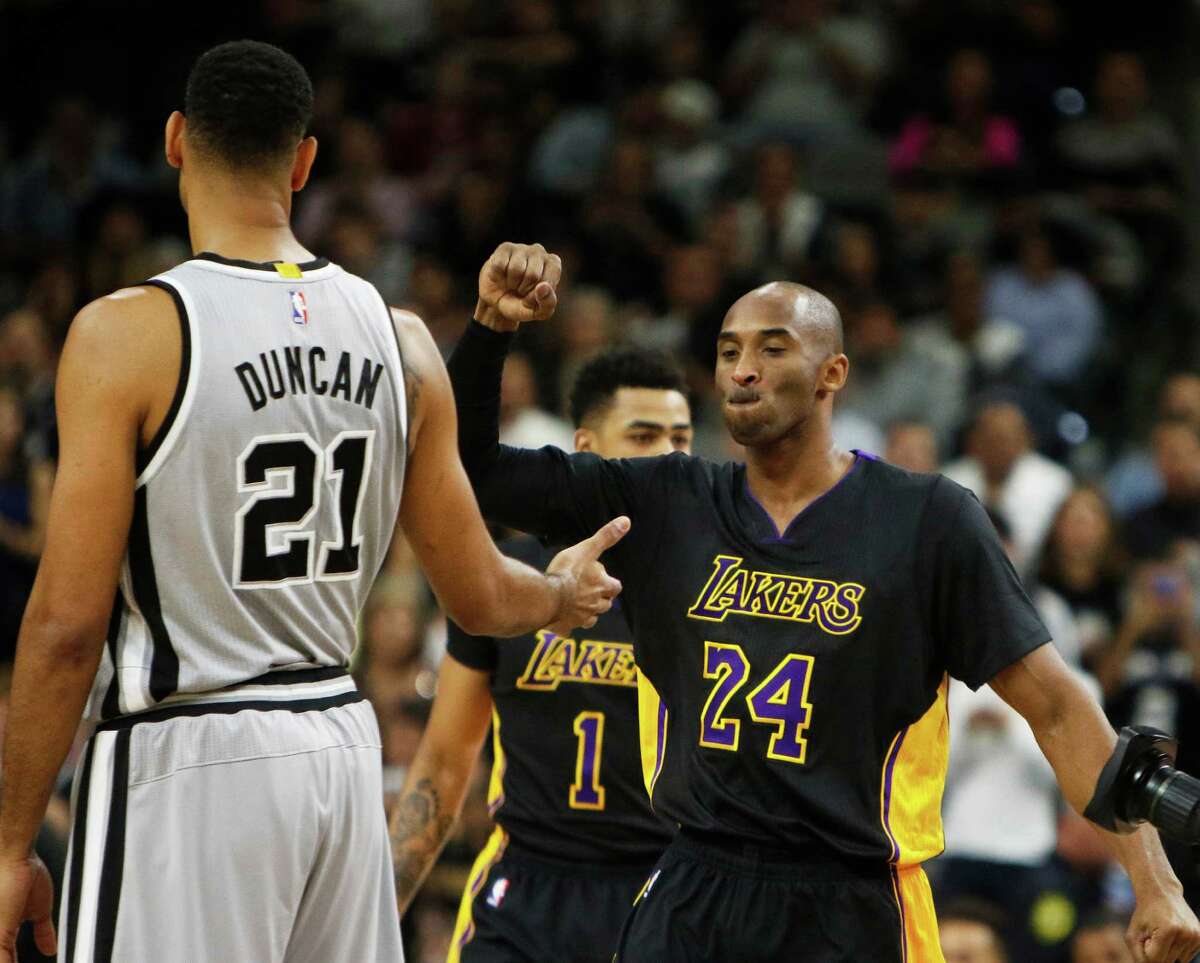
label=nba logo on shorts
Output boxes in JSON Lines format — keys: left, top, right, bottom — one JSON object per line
{"left": 486, "top": 877, "right": 509, "bottom": 909}
{"left": 289, "top": 290, "right": 309, "bottom": 326}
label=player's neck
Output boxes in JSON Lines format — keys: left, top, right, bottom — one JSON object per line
{"left": 185, "top": 173, "right": 315, "bottom": 266}
{"left": 744, "top": 429, "right": 853, "bottom": 534}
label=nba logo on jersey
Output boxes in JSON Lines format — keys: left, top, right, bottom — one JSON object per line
{"left": 486, "top": 877, "right": 509, "bottom": 909}
{"left": 289, "top": 289, "right": 309, "bottom": 325}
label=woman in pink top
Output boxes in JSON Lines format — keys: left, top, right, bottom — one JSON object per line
{"left": 890, "top": 49, "right": 1021, "bottom": 185}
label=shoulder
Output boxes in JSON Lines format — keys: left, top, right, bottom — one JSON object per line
{"left": 63, "top": 285, "right": 180, "bottom": 384}
{"left": 862, "top": 459, "right": 976, "bottom": 542}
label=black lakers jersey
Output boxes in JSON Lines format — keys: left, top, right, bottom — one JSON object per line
{"left": 447, "top": 536, "right": 675, "bottom": 865}
{"left": 449, "top": 322, "right": 1052, "bottom": 868}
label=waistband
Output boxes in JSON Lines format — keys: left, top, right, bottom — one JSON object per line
{"left": 672, "top": 828, "right": 892, "bottom": 883}
{"left": 502, "top": 835, "right": 660, "bottom": 877}
{"left": 95, "top": 666, "right": 361, "bottom": 732}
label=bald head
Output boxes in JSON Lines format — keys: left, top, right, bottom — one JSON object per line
{"left": 724, "top": 282, "right": 843, "bottom": 355}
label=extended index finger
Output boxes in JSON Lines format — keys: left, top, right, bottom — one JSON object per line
{"left": 583, "top": 516, "right": 631, "bottom": 558}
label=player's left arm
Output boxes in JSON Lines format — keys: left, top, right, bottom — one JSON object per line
{"left": 0, "top": 288, "right": 173, "bottom": 961}
{"left": 991, "top": 645, "right": 1200, "bottom": 963}
{"left": 389, "top": 655, "right": 493, "bottom": 915}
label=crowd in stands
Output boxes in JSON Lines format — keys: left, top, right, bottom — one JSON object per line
{"left": 1, "top": 1, "right": 1198, "bottom": 959}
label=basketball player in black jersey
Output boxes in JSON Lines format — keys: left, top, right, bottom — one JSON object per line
{"left": 390, "top": 348, "right": 692, "bottom": 962}
{"left": 0, "top": 48, "right": 624, "bottom": 963}
{"left": 447, "top": 242, "right": 1200, "bottom": 963}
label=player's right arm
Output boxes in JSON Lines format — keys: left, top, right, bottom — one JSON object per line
{"left": 389, "top": 655, "right": 493, "bottom": 914}
{"left": 393, "top": 307, "right": 626, "bottom": 636}
{"left": 447, "top": 243, "right": 654, "bottom": 544}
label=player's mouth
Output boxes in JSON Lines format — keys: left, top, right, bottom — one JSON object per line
{"left": 727, "top": 389, "right": 762, "bottom": 407}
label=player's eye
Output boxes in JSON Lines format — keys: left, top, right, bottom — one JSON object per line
{"left": 630, "top": 433, "right": 656, "bottom": 446}
{"left": 763, "top": 345, "right": 786, "bottom": 356}
{"left": 719, "top": 348, "right": 738, "bottom": 361}
{"left": 672, "top": 434, "right": 691, "bottom": 449}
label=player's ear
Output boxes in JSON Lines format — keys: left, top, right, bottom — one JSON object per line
{"left": 818, "top": 353, "right": 849, "bottom": 397}
{"left": 292, "top": 136, "right": 318, "bottom": 192}
{"left": 574, "top": 427, "right": 596, "bottom": 453}
{"left": 165, "top": 111, "right": 185, "bottom": 170}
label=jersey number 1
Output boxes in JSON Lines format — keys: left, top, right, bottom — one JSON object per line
{"left": 569, "top": 711, "right": 606, "bottom": 810}
{"left": 234, "top": 431, "right": 374, "bottom": 587}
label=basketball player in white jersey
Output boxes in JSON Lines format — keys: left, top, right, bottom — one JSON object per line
{"left": 0, "top": 41, "right": 626, "bottom": 963}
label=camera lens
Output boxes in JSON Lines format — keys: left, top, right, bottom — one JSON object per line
{"left": 1134, "top": 758, "right": 1200, "bottom": 842}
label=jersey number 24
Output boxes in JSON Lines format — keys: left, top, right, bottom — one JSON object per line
{"left": 700, "top": 641, "right": 815, "bottom": 764}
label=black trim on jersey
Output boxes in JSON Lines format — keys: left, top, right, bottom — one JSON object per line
{"left": 99, "top": 590, "right": 125, "bottom": 720}
{"left": 93, "top": 730, "right": 130, "bottom": 963}
{"left": 94, "top": 690, "right": 365, "bottom": 733}
{"left": 64, "top": 739, "right": 96, "bottom": 963}
{"left": 245, "top": 665, "right": 349, "bottom": 686}
{"left": 128, "top": 487, "right": 179, "bottom": 701}
{"left": 193, "top": 251, "right": 331, "bottom": 272}
{"left": 137, "top": 280, "right": 192, "bottom": 477}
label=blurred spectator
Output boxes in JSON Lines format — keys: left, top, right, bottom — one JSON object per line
{"left": 0, "top": 99, "right": 142, "bottom": 251}
{"left": 1097, "top": 553, "right": 1200, "bottom": 703}
{"left": 321, "top": 201, "right": 412, "bottom": 304}
{"left": 835, "top": 300, "right": 967, "bottom": 453}
{"left": 937, "top": 898, "right": 1010, "bottom": 963}
{"left": 724, "top": 0, "right": 887, "bottom": 144}
{"left": 630, "top": 243, "right": 726, "bottom": 363}
{"left": 359, "top": 576, "right": 436, "bottom": 709}
{"left": 0, "top": 385, "right": 52, "bottom": 659}
{"left": 0, "top": 308, "right": 57, "bottom": 462}
{"left": 1056, "top": 53, "right": 1183, "bottom": 282}
{"left": 1071, "top": 911, "right": 1134, "bottom": 963}
{"left": 890, "top": 50, "right": 1021, "bottom": 191}
{"left": 551, "top": 286, "right": 617, "bottom": 412}
{"left": 908, "top": 252, "right": 1027, "bottom": 404}
{"left": 887, "top": 173, "right": 961, "bottom": 317}
{"left": 498, "top": 351, "right": 574, "bottom": 451}
{"left": 579, "top": 138, "right": 687, "bottom": 303}
{"left": 1106, "top": 373, "right": 1200, "bottom": 518}
{"left": 654, "top": 79, "right": 731, "bottom": 229}
{"left": 1123, "top": 418, "right": 1200, "bottom": 561}
{"left": 82, "top": 200, "right": 149, "bottom": 301}
{"left": 1038, "top": 487, "right": 1127, "bottom": 662}
{"left": 812, "top": 219, "right": 888, "bottom": 308}
{"left": 296, "top": 117, "right": 424, "bottom": 245}
{"left": 23, "top": 260, "right": 82, "bottom": 344}
{"left": 943, "top": 400, "right": 1073, "bottom": 574}
{"left": 983, "top": 227, "right": 1102, "bottom": 390}
{"left": 433, "top": 168, "right": 529, "bottom": 282}
{"left": 884, "top": 420, "right": 938, "bottom": 474}
{"left": 731, "top": 143, "right": 826, "bottom": 282}
{"left": 402, "top": 254, "right": 469, "bottom": 357}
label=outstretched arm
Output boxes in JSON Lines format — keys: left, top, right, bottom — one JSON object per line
{"left": 447, "top": 243, "right": 651, "bottom": 545}
{"left": 390, "top": 656, "right": 493, "bottom": 914}
{"left": 991, "top": 645, "right": 1200, "bottom": 963}
{"left": 394, "top": 307, "right": 625, "bottom": 636}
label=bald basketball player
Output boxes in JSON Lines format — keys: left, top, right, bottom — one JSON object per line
{"left": 444, "top": 242, "right": 1200, "bottom": 963}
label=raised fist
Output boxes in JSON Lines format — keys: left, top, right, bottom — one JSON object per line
{"left": 475, "top": 242, "right": 563, "bottom": 333}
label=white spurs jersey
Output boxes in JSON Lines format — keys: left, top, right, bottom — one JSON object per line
{"left": 87, "top": 252, "right": 407, "bottom": 721}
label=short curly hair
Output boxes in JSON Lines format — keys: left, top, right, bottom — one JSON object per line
{"left": 569, "top": 348, "right": 688, "bottom": 428}
{"left": 184, "top": 40, "right": 313, "bottom": 168}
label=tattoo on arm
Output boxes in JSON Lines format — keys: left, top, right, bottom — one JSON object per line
{"left": 390, "top": 777, "right": 457, "bottom": 910}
